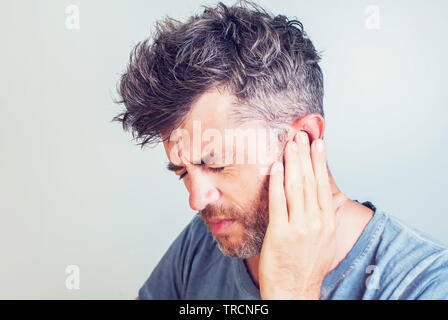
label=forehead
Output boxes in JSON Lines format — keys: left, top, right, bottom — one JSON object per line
{"left": 163, "top": 87, "right": 276, "bottom": 167}
{"left": 183, "top": 87, "right": 237, "bottom": 133}
{"left": 163, "top": 87, "right": 238, "bottom": 156}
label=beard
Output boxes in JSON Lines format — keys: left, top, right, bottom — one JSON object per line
{"left": 199, "top": 176, "right": 270, "bottom": 259}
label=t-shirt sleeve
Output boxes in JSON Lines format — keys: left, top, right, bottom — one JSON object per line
{"left": 138, "top": 214, "right": 206, "bottom": 300}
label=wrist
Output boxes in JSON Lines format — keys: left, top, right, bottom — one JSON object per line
{"left": 260, "top": 283, "right": 322, "bottom": 300}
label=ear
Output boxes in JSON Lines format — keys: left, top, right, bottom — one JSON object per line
{"left": 290, "top": 113, "right": 325, "bottom": 143}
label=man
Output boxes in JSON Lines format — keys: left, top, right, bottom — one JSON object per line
{"left": 114, "top": 1, "right": 448, "bottom": 299}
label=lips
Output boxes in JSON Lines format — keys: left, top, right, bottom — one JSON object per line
{"left": 208, "top": 218, "right": 236, "bottom": 235}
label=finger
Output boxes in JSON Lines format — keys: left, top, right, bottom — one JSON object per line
{"left": 296, "top": 131, "right": 320, "bottom": 215}
{"left": 284, "top": 140, "right": 304, "bottom": 224}
{"left": 310, "top": 139, "right": 333, "bottom": 213}
{"left": 268, "top": 161, "right": 288, "bottom": 226}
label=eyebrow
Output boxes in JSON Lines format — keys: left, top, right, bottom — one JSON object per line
{"left": 166, "top": 153, "right": 224, "bottom": 172}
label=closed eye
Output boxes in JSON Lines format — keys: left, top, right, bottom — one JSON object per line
{"left": 178, "top": 167, "right": 225, "bottom": 180}
{"left": 208, "top": 167, "right": 225, "bottom": 173}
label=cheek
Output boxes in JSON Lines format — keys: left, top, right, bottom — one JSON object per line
{"left": 221, "top": 166, "right": 264, "bottom": 202}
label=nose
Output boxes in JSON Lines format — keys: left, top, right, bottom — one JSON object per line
{"left": 187, "top": 169, "right": 221, "bottom": 211}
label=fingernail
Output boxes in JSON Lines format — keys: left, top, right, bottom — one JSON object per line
{"left": 300, "top": 131, "right": 308, "bottom": 144}
{"left": 290, "top": 141, "right": 298, "bottom": 151}
{"left": 271, "top": 161, "right": 283, "bottom": 174}
{"left": 316, "top": 139, "right": 324, "bottom": 152}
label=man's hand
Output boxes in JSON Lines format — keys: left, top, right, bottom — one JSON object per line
{"left": 259, "top": 131, "right": 347, "bottom": 300}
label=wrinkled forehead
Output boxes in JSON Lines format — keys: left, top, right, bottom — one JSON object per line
{"left": 163, "top": 87, "right": 236, "bottom": 160}
{"left": 163, "top": 87, "right": 283, "bottom": 167}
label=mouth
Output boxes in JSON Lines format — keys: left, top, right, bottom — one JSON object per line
{"left": 208, "top": 218, "right": 236, "bottom": 235}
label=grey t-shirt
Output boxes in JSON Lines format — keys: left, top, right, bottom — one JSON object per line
{"left": 138, "top": 201, "right": 448, "bottom": 299}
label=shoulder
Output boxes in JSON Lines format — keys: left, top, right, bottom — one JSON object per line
{"left": 374, "top": 212, "right": 448, "bottom": 299}
{"left": 379, "top": 212, "right": 448, "bottom": 265}
{"left": 385, "top": 213, "right": 448, "bottom": 249}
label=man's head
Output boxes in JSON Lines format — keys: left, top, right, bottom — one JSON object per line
{"left": 114, "top": 1, "right": 325, "bottom": 258}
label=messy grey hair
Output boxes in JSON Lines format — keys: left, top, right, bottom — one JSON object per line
{"left": 114, "top": 0, "right": 324, "bottom": 147}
